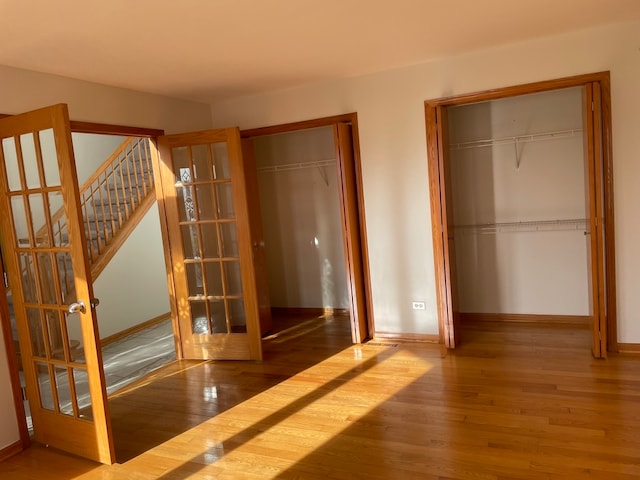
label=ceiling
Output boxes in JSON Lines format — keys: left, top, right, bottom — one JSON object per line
{"left": 1, "top": 0, "right": 639, "bottom": 104}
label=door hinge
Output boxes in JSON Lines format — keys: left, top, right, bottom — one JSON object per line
{"left": 3, "top": 271, "right": 7, "bottom": 288}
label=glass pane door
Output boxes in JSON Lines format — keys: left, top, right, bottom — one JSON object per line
{"left": 156, "top": 128, "right": 261, "bottom": 360}
{"left": 0, "top": 105, "right": 114, "bottom": 463}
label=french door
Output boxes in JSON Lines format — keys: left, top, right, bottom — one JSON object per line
{"left": 154, "top": 128, "right": 262, "bottom": 360}
{"left": 0, "top": 105, "right": 114, "bottom": 463}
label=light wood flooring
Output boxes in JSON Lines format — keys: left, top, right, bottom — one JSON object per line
{"left": 2, "top": 316, "right": 640, "bottom": 479}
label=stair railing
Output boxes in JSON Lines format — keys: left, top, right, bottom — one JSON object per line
{"left": 36, "top": 137, "right": 154, "bottom": 266}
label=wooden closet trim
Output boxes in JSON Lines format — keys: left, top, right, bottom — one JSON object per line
{"left": 424, "top": 71, "right": 617, "bottom": 353}
{"left": 241, "top": 113, "right": 375, "bottom": 341}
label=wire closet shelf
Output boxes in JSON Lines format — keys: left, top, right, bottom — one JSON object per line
{"left": 454, "top": 218, "right": 588, "bottom": 235}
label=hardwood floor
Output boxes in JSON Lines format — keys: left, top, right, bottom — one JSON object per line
{"left": 2, "top": 316, "right": 640, "bottom": 479}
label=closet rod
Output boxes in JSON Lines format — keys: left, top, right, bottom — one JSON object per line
{"left": 454, "top": 218, "right": 587, "bottom": 234}
{"left": 257, "top": 159, "right": 335, "bottom": 173}
{"left": 449, "top": 128, "right": 582, "bottom": 151}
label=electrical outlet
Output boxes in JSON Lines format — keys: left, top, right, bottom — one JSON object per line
{"left": 412, "top": 301, "right": 426, "bottom": 310}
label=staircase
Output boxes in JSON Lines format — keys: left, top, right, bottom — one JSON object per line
{"left": 39, "top": 137, "right": 156, "bottom": 281}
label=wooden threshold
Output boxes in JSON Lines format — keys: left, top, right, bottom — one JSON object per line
{"left": 460, "top": 312, "right": 591, "bottom": 326}
{"left": 373, "top": 331, "right": 440, "bottom": 343}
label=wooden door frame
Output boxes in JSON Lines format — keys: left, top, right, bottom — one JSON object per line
{"left": 0, "top": 117, "right": 163, "bottom": 460}
{"left": 241, "top": 113, "right": 374, "bottom": 342}
{"left": 425, "top": 71, "right": 617, "bottom": 353}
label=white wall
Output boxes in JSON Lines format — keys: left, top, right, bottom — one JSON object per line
{"left": 93, "top": 203, "right": 170, "bottom": 339}
{"left": 0, "top": 321, "right": 20, "bottom": 451}
{"left": 0, "top": 66, "right": 212, "bottom": 453}
{"left": 254, "top": 127, "right": 348, "bottom": 309}
{"left": 71, "top": 133, "right": 126, "bottom": 186}
{"left": 0, "top": 65, "right": 212, "bottom": 133}
{"left": 209, "top": 21, "right": 640, "bottom": 341}
{"left": 449, "top": 87, "right": 589, "bottom": 315}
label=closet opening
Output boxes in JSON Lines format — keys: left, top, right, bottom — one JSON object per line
{"left": 425, "top": 72, "right": 616, "bottom": 358}
{"left": 241, "top": 113, "right": 372, "bottom": 345}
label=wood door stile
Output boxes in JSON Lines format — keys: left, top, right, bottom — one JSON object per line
{"left": 240, "top": 138, "right": 272, "bottom": 336}
{"left": 583, "top": 83, "right": 607, "bottom": 357}
{"left": 334, "top": 123, "right": 369, "bottom": 343}
{"left": 0, "top": 104, "right": 114, "bottom": 463}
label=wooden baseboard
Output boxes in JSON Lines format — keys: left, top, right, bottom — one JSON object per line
{"left": 617, "top": 343, "right": 640, "bottom": 354}
{"left": 460, "top": 312, "right": 590, "bottom": 326}
{"left": 101, "top": 312, "right": 171, "bottom": 346}
{"left": 0, "top": 440, "right": 24, "bottom": 462}
{"left": 374, "top": 331, "right": 440, "bottom": 343}
{"left": 271, "top": 307, "right": 349, "bottom": 317}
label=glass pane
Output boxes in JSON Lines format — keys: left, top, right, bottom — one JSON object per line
{"left": 20, "top": 253, "right": 38, "bottom": 303}
{"left": 228, "top": 299, "right": 247, "bottom": 333}
{"left": 220, "top": 222, "right": 239, "bottom": 257}
{"left": 172, "top": 147, "right": 190, "bottom": 181}
{"left": 54, "top": 366, "right": 73, "bottom": 416}
{"left": 36, "top": 362, "right": 55, "bottom": 411}
{"left": 64, "top": 311, "right": 85, "bottom": 364}
{"left": 11, "top": 195, "right": 29, "bottom": 246}
{"left": 212, "top": 142, "right": 231, "bottom": 179}
{"left": 45, "top": 310, "right": 65, "bottom": 360}
{"left": 224, "top": 261, "right": 243, "bottom": 296}
{"left": 192, "top": 144, "right": 212, "bottom": 181}
{"left": 20, "top": 133, "right": 41, "bottom": 189}
{"left": 48, "top": 192, "right": 65, "bottom": 247}
{"left": 177, "top": 185, "right": 196, "bottom": 222}
{"left": 190, "top": 300, "right": 209, "bottom": 334}
{"left": 56, "top": 252, "right": 75, "bottom": 304}
{"left": 2, "top": 136, "right": 22, "bottom": 191}
{"left": 40, "top": 129, "right": 60, "bottom": 187}
{"left": 37, "top": 253, "right": 57, "bottom": 304}
{"left": 27, "top": 308, "right": 46, "bottom": 357}
{"left": 186, "top": 262, "right": 204, "bottom": 296}
{"left": 209, "top": 300, "right": 227, "bottom": 333}
{"left": 29, "top": 194, "right": 50, "bottom": 247}
{"left": 181, "top": 224, "right": 201, "bottom": 260}
{"left": 216, "top": 183, "right": 235, "bottom": 218}
{"left": 196, "top": 184, "right": 216, "bottom": 221}
{"left": 72, "top": 367, "right": 93, "bottom": 420}
{"left": 205, "top": 262, "right": 223, "bottom": 297}
{"left": 201, "top": 223, "right": 220, "bottom": 258}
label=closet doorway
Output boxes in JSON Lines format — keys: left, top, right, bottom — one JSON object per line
{"left": 425, "top": 72, "right": 616, "bottom": 358}
{"left": 241, "top": 113, "right": 372, "bottom": 343}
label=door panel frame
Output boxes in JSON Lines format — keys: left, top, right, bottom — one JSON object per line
{"left": 153, "top": 128, "right": 263, "bottom": 360}
{"left": 0, "top": 104, "right": 115, "bottom": 463}
{"left": 425, "top": 71, "right": 617, "bottom": 355}
{"left": 0, "top": 117, "right": 163, "bottom": 460}
{"left": 242, "top": 113, "right": 373, "bottom": 343}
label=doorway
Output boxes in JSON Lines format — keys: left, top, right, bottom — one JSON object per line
{"left": 425, "top": 72, "right": 616, "bottom": 358}
{"left": 241, "top": 113, "right": 372, "bottom": 345}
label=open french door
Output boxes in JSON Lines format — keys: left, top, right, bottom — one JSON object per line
{"left": 154, "top": 128, "right": 262, "bottom": 360}
{"left": 0, "top": 105, "right": 114, "bottom": 463}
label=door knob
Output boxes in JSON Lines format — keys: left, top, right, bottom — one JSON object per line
{"left": 68, "top": 302, "right": 86, "bottom": 314}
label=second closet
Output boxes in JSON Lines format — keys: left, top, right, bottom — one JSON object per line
{"left": 448, "top": 87, "right": 590, "bottom": 323}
